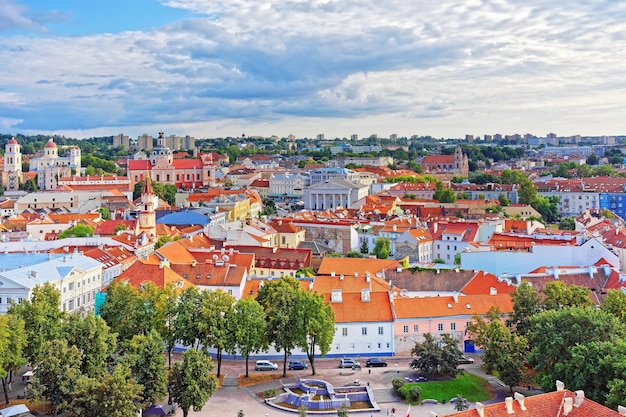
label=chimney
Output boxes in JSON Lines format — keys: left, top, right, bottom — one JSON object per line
{"left": 588, "top": 265, "right": 595, "bottom": 278}
{"left": 476, "top": 402, "right": 485, "bottom": 417}
{"left": 514, "top": 392, "right": 526, "bottom": 410}
{"left": 490, "top": 287, "right": 497, "bottom": 295}
{"left": 331, "top": 271, "right": 335, "bottom": 277}
{"left": 452, "top": 293, "right": 459, "bottom": 303}
{"left": 191, "top": 260, "right": 197, "bottom": 267}
{"left": 504, "top": 397, "right": 514, "bottom": 414}
{"left": 556, "top": 380, "right": 565, "bottom": 391}
{"left": 366, "top": 273, "right": 370, "bottom": 283}
{"left": 574, "top": 390, "right": 585, "bottom": 407}
{"left": 354, "top": 271, "right": 358, "bottom": 277}
{"left": 393, "top": 224, "right": 397, "bottom": 232}
{"left": 340, "top": 274, "right": 344, "bottom": 280}
{"left": 563, "top": 397, "right": 573, "bottom": 415}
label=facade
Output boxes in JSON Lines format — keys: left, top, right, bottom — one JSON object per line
{"left": 421, "top": 146, "right": 469, "bottom": 177}
{"left": 304, "top": 178, "right": 369, "bottom": 210}
{"left": 127, "top": 132, "right": 216, "bottom": 189}
{"left": 309, "top": 167, "right": 361, "bottom": 185}
{"left": 2, "top": 138, "right": 22, "bottom": 192}
{"left": 268, "top": 172, "right": 310, "bottom": 198}
{"left": 27, "top": 138, "right": 81, "bottom": 190}
{"left": 0, "top": 252, "right": 103, "bottom": 315}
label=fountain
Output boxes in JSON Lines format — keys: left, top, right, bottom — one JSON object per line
{"left": 266, "top": 377, "right": 379, "bottom": 414}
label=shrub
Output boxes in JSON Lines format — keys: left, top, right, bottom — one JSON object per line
{"left": 392, "top": 377, "right": 405, "bottom": 390}
{"left": 264, "top": 388, "right": 279, "bottom": 398}
{"left": 409, "top": 386, "right": 422, "bottom": 402}
{"left": 397, "top": 385, "right": 408, "bottom": 400}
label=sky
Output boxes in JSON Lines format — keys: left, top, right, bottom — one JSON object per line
{"left": 2, "top": 0, "right": 626, "bottom": 140}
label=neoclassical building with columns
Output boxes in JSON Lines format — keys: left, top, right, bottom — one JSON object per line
{"left": 303, "top": 177, "right": 369, "bottom": 210}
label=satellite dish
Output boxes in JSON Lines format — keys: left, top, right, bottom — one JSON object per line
{"left": 400, "top": 289, "right": 408, "bottom": 297}
{"left": 222, "top": 255, "right": 229, "bottom": 262}
{"left": 212, "top": 254, "right": 219, "bottom": 261}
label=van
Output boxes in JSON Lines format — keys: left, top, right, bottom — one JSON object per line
{"left": 255, "top": 360, "right": 278, "bottom": 371}
{"left": 339, "top": 358, "right": 360, "bottom": 368}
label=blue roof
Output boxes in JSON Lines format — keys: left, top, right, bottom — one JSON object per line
{"left": 0, "top": 253, "right": 65, "bottom": 271}
{"left": 156, "top": 210, "right": 210, "bottom": 226}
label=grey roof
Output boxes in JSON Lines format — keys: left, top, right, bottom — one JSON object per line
{"left": 382, "top": 268, "right": 477, "bottom": 292}
{"left": 0, "top": 253, "right": 103, "bottom": 290}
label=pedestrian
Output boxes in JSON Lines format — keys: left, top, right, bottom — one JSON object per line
{"left": 392, "top": 407, "right": 396, "bottom": 416}
{"left": 386, "top": 408, "right": 390, "bottom": 416}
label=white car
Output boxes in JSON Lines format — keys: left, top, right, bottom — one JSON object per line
{"left": 255, "top": 360, "right": 278, "bottom": 371}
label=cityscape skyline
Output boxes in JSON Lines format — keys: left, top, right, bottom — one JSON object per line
{"left": 2, "top": 1, "right": 626, "bottom": 139}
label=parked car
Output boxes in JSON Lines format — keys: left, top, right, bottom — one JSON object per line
{"left": 288, "top": 360, "right": 308, "bottom": 370}
{"left": 255, "top": 360, "right": 278, "bottom": 371}
{"left": 339, "top": 358, "right": 361, "bottom": 368}
{"left": 459, "top": 356, "right": 474, "bottom": 364}
{"left": 366, "top": 358, "right": 388, "bottom": 367}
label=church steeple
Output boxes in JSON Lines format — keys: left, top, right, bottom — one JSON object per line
{"left": 138, "top": 171, "right": 157, "bottom": 237}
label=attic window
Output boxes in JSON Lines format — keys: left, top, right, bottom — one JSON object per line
{"left": 206, "top": 275, "right": 211, "bottom": 279}
{"left": 331, "top": 289, "right": 342, "bottom": 303}
{"left": 184, "top": 274, "right": 188, "bottom": 278}
{"left": 466, "top": 303, "right": 471, "bottom": 309}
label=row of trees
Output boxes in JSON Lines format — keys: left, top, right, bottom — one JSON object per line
{"left": 100, "top": 275, "right": 336, "bottom": 377}
{"left": 467, "top": 281, "right": 626, "bottom": 408}
{"left": 1, "top": 284, "right": 218, "bottom": 417}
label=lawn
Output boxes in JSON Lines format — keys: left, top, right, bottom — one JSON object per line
{"left": 406, "top": 372, "right": 493, "bottom": 403}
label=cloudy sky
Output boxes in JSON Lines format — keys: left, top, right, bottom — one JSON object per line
{"left": 2, "top": 0, "right": 626, "bottom": 140}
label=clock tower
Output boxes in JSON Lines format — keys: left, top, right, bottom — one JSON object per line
{"left": 3, "top": 137, "right": 22, "bottom": 191}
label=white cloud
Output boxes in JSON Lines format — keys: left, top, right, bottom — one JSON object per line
{"left": 2, "top": 0, "right": 626, "bottom": 137}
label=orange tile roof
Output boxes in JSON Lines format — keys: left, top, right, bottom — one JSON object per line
{"left": 447, "top": 389, "right": 621, "bottom": 417}
{"left": 114, "top": 259, "right": 193, "bottom": 293}
{"left": 313, "top": 273, "right": 393, "bottom": 295}
{"left": 322, "top": 291, "right": 393, "bottom": 323}
{"left": 317, "top": 257, "right": 402, "bottom": 278}
{"left": 393, "top": 293, "right": 513, "bottom": 319}
{"left": 460, "top": 271, "right": 516, "bottom": 295}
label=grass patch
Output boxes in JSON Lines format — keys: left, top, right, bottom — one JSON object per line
{"left": 407, "top": 372, "right": 492, "bottom": 403}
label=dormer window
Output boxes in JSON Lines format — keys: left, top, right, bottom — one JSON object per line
{"left": 331, "top": 289, "right": 342, "bottom": 303}
{"left": 361, "top": 289, "right": 370, "bottom": 302}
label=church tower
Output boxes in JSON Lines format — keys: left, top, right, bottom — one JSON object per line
{"left": 3, "top": 137, "right": 22, "bottom": 191}
{"left": 150, "top": 131, "right": 173, "bottom": 167}
{"left": 138, "top": 172, "right": 157, "bottom": 237}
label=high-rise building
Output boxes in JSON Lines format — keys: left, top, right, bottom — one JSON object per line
{"left": 137, "top": 134, "right": 153, "bottom": 151}
{"left": 113, "top": 133, "right": 130, "bottom": 150}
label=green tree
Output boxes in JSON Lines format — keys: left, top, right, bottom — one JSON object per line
{"left": 606, "top": 378, "right": 626, "bottom": 411}
{"left": 360, "top": 239, "right": 369, "bottom": 254}
{"left": 29, "top": 339, "right": 83, "bottom": 413}
{"left": 454, "top": 394, "right": 469, "bottom": 411}
{"left": 555, "top": 163, "right": 572, "bottom": 178}
{"left": 199, "top": 289, "right": 235, "bottom": 377}
{"left": 230, "top": 297, "right": 268, "bottom": 377}
{"left": 531, "top": 195, "right": 560, "bottom": 224}
{"left": 507, "top": 282, "right": 542, "bottom": 336}
{"left": 498, "top": 193, "right": 511, "bottom": 206}
{"left": 586, "top": 154, "right": 599, "bottom": 165}
{"left": 114, "top": 222, "right": 128, "bottom": 234}
{"left": 174, "top": 287, "right": 204, "bottom": 350}
{"left": 20, "top": 177, "right": 38, "bottom": 192}
{"left": 296, "top": 291, "right": 335, "bottom": 376}
{"left": 409, "top": 333, "right": 463, "bottom": 377}
{"left": 345, "top": 251, "right": 363, "bottom": 258}
{"left": 58, "top": 224, "right": 94, "bottom": 239}
{"left": 601, "top": 289, "right": 626, "bottom": 321}
{"left": 99, "top": 280, "right": 145, "bottom": 342}
{"left": 434, "top": 186, "right": 457, "bottom": 203}
{"left": 257, "top": 276, "right": 303, "bottom": 377}
{"left": 372, "top": 237, "right": 391, "bottom": 259}
{"left": 154, "top": 235, "right": 181, "bottom": 250}
{"left": 467, "top": 308, "right": 526, "bottom": 392}
{"left": 0, "top": 314, "right": 27, "bottom": 404}
{"left": 9, "top": 283, "right": 65, "bottom": 364}
{"left": 168, "top": 349, "right": 218, "bottom": 417}
{"left": 576, "top": 164, "right": 592, "bottom": 178}
{"left": 128, "top": 329, "right": 167, "bottom": 406}
{"left": 62, "top": 314, "right": 117, "bottom": 377}
{"left": 528, "top": 307, "right": 626, "bottom": 392}
{"left": 69, "top": 363, "right": 142, "bottom": 417}
{"left": 542, "top": 281, "right": 593, "bottom": 310}
{"left": 97, "top": 207, "right": 111, "bottom": 220}
{"left": 592, "top": 165, "right": 616, "bottom": 177}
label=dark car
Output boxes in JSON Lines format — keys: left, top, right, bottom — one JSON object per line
{"left": 366, "top": 358, "right": 388, "bottom": 367}
{"left": 459, "top": 356, "right": 474, "bottom": 364}
{"left": 288, "top": 360, "right": 308, "bottom": 370}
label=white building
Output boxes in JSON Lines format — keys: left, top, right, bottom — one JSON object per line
{"left": 29, "top": 138, "right": 81, "bottom": 190}
{"left": 268, "top": 172, "right": 310, "bottom": 198}
{"left": 460, "top": 237, "right": 619, "bottom": 275}
{"left": 0, "top": 252, "right": 103, "bottom": 315}
{"left": 303, "top": 178, "right": 369, "bottom": 210}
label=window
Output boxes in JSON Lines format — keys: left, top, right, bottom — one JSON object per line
{"left": 62, "top": 303, "right": 66, "bottom": 311}
{"left": 282, "top": 236, "right": 286, "bottom": 244}
{"left": 437, "top": 323, "right": 444, "bottom": 331}
{"left": 69, "top": 282, "right": 74, "bottom": 290}
{"left": 362, "top": 327, "right": 367, "bottom": 336}
{"left": 378, "top": 326, "right": 384, "bottom": 335}
{"left": 413, "top": 324, "right": 419, "bottom": 333}
{"left": 68, "top": 300, "right": 75, "bottom": 311}
{"left": 403, "top": 325, "right": 409, "bottom": 333}
{"left": 342, "top": 328, "right": 348, "bottom": 336}
{"left": 451, "top": 323, "right": 456, "bottom": 331}
{"left": 378, "top": 343, "right": 382, "bottom": 349}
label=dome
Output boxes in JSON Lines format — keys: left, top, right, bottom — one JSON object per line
{"left": 45, "top": 138, "right": 57, "bottom": 148}
{"left": 8, "top": 137, "right": 18, "bottom": 144}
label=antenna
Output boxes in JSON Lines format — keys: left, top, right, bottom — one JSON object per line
{"left": 222, "top": 255, "right": 229, "bottom": 262}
